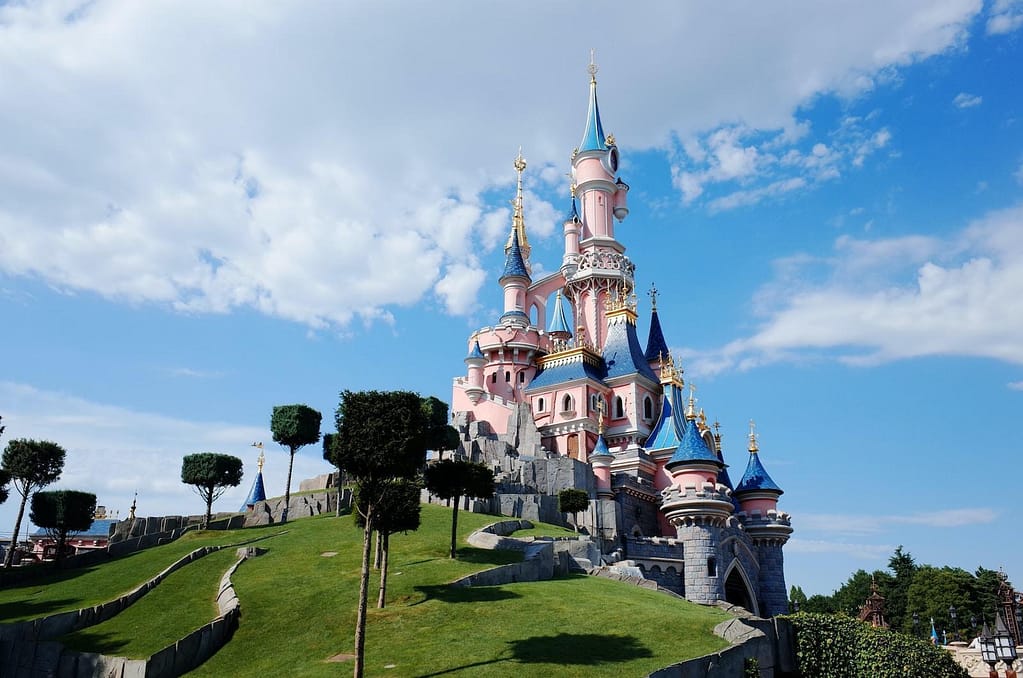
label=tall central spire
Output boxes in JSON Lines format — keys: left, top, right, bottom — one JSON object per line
{"left": 579, "top": 51, "right": 607, "bottom": 153}
{"left": 505, "top": 148, "right": 532, "bottom": 268}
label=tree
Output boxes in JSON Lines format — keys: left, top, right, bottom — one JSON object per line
{"left": 886, "top": 546, "right": 917, "bottom": 632}
{"left": 558, "top": 488, "right": 590, "bottom": 532}
{"left": 354, "top": 479, "right": 422, "bottom": 608}
{"left": 422, "top": 396, "right": 461, "bottom": 458}
{"left": 424, "top": 459, "right": 496, "bottom": 558}
{"left": 334, "top": 390, "right": 432, "bottom": 678}
{"left": 790, "top": 585, "right": 809, "bottom": 612}
{"left": 180, "top": 453, "right": 243, "bottom": 528}
{"left": 0, "top": 417, "right": 7, "bottom": 507}
{"left": 271, "top": 404, "right": 322, "bottom": 523}
{"left": 906, "top": 565, "right": 976, "bottom": 641}
{"left": 2, "top": 438, "right": 66, "bottom": 569}
{"left": 30, "top": 490, "right": 96, "bottom": 563}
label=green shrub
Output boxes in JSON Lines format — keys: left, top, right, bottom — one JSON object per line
{"left": 787, "top": 612, "right": 968, "bottom": 678}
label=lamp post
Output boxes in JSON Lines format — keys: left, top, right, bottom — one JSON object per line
{"left": 995, "top": 611, "right": 1019, "bottom": 678}
{"left": 981, "top": 622, "right": 1000, "bottom": 678}
{"left": 950, "top": 605, "right": 959, "bottom": 642}
{"left": 913, "top": 612, "right": 920, "bottom": 638}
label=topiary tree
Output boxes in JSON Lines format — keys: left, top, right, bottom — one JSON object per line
{"left": 2, "top": 438, "right": 66, "bottom": 569}
{"left": 180, "top": 453, "right": 243, "bottom": 528}
{"left": 421, "top": 396, "right": 460, "bottom": 459}
{"left": 30, "top": 489, "right": 96, "bottom": 563}
{"left": 271, "top": 404, "right": 322, "bottom": 523}
{"left": 558, "top": 488, "right": 590, "bottom": 532}
{"left": 334, "top": 390, "right": 431, "bottom": 678}
{"left": 354, "top": 478, "right": 421, "bottom": 609}
{"left": 424, "top": 459, "right": 495, "bottom": 559}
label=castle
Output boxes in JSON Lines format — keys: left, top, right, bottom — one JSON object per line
{"left": 449, "top": 63, "right": 793, "bottom": 617}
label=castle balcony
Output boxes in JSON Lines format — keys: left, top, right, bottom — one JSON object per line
{"left": 564, "top": 249, "right": 635, "bottom": 284}
{"left": 660, "top": 483, "right": 735, "bottom": 528}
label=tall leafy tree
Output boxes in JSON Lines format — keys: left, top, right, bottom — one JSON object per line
{"left": 30, "top": 490, "right": 96, "bottom": 563}
{"left": 334, "top": 390, "right": 431, "bottom": 678}
{"left": 271, "top": 404, "right": 322, "bottom": 523}
{"left": 886, "top": 546, "right": 917, "bottom": 632}
{"left": 180, "top": 453, "right": 243, "bottom": 528}
{"left": 421, "top": 396, "right": 461, "bottom": 457}
{"left": 906, "top": 565, "right": 976, "bottom": 641}
{"left": 354, "top": 479, "right": 422, "bottom": 608}
{"left": 2, "top": 438, "right": 66, "bottom": 569}
{"left": 424, "top": 459, "right": 495, "bottom": 558}
{"left": 558, "top": 488, "right": 590, "bottom": 532}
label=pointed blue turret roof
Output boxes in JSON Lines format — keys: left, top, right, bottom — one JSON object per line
{"left": 548, "top": 292, "right": 572, "bottom": 336}
{"left": 466, "top": 340, "right": 484, "bottom": 360}
{"left": 665, "top": 416, "right": 721, "bottom": 469}
{"left": 603, "top": 313, "right": 658, "bottom": 382}
{"left": 645, "top": 382, "right": 686, "bottom": 452}
{"left": 501, "top": 229, "right": 530, "bottom": 281}
{"left": 644, "top": 308, "right": 670, "bottom": 363}
{"left": 591, "top": 434, "right": 612, "bottom": 459}
{"left": 240, "top": 471, "right": 266, "bottom": 510}
{"left": 579, "top": 76, "right": 607, "bottom": 153}
{"left": 734, "top": 451, "right": 783, "bottom": 495}
{"left": 567, "top": 196, "right": 579, "bottom": 222}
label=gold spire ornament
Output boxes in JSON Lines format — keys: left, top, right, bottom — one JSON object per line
{"left": 597, "top": 397, "right": 606, "bottom": 435}
{"left": 748, "top": 420, "right": 759, "bottom": 453}
{"left": 648, "top": 283, "right": 658, "bottom": 311}
{"left": 686, "top": 383, "right": 698, "bottom": 420}
{"left": 505, "top": 148, "right": 532, "bottom": 265}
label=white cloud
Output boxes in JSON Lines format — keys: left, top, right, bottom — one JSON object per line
{"left": 987, "top": 0, "right": 1023, "bottom": 34}
{"left": 0, "top": 1, "right": 985, "bottom": 328}
{"left": 161, "top": 367, "right": 226, "bottom": 379}
{"left": 435, "top": 263, "right": 487, "bottom": 315}
{"left": 1008, "top": 381, "right": 1023, "bottom": 391}
{"left": 953, "top": 92, "right": 983, "bottom": 108}
{"left": 0, "top": 382, "right": 333, "bottom": 533}
{"left": 798, "top": 508, "right": 998, "bottom": 537}
{"left": 685, "top": 204, "right": 1023, "bottom": 376}
{"left": 787, "top": 539, "right": 895, "bottom": 559}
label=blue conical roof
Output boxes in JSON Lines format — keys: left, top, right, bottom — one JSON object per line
{"left": 734, "top": 452, "right": 783, "bottom": 495}
{"left": 567, "top": 196, "right": 579, "bottom": 222}
{"left": 466, "top": 340, "right": 484, "bottom": 360}
{"left": 240, "top": 471, "right": 266, "bottom": 510}
{"left": 591, "top": 434, "right": 612, "bottom": 459}
{"left": 501, "top": 229, "right": 530, "bottom": 281}
{"left": 665, "top": 417, "right": 721, "bottom": 469}
{"left": 548, "top": 292, "right": 572, "bottom": 336}
{"left": 644, "top": 308, "right": 670, "bottom": 363}
{"left": 645, "top": 383, "right": 685, "bottom": 452}
{"left": 603, "top": 313, "right": 658, "bottom": 382}
{"left": 579, "top": 78, "right": 607, "bottom": 153}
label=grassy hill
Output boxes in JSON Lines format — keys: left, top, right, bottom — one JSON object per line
{"left": 1, "top": 505, "right": 731, "bottom": 677}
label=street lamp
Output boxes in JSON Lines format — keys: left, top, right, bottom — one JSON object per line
{"left": 913, "top": 612, "right": 920, "bottom": 638}
{"left": 994, "top": 612, "right": 1018, "bottom": 678}
{"left": 980, "top": 622, "right": 999, "bottom": 678}
{"left": 950, "top": 605, "right": 959, "bottom": 642}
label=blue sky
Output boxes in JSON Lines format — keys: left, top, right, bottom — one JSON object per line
{"left": 1, "top": 1, "right": 1021, "bottom": 596}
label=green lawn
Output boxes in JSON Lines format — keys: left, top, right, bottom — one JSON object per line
{"left": 0, "top": 523, "right": 283, "bottom": 624}
{"left": 2, "top": 506, "right": 731, "bottom": 677}
{"left": 509, "top": 521, "right": 580, "bottom": 538}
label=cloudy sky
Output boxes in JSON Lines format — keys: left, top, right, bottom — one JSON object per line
{"left": 2, "top": 0, "right": 1022, "bottom": 596}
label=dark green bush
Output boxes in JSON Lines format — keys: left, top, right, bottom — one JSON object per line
{"left": 787, "top": 612, "right": 968, "bottom": 678}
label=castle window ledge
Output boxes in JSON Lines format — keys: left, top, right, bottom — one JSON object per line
{"left": 559, "top": 409, "right": 577, "bottom": 419}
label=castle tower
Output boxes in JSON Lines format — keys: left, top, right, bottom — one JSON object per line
{"left": 660, "top": 393, "right": 734, "bottom": 605}
{"left": 589, "top": 402, "right": 614, "bottom": 499}
{"left": 240, "top": 447, "right": 267, "bottom": 511}
{"left": 548, "top": 291, "right": 573, "bottom": 344}
{"left": 463, "top": 340, "right": 486, "bottom": 404}
{"left": 733, "top": 422, "right": 792, "bottom": 617}
{"left": 562, "top": 57, "right": 632, "bottom": 352}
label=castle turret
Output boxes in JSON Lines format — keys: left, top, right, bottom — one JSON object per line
{"left": 548, "top": 291, "right": 572, "bottom": 343}
{"left": 589, "top": 420, "right": 614, "bottom": 500}
{"left": 733, "top": 421, "right": 792, "bottom": 617}
{"left": 464, "top": 340, "right": 486, "bottom": 404}
{"left": 240, "top": 447, "right": 267, "bottom": 511}
{"left": 644, "top": 285, "right": 670, "bottom": 373}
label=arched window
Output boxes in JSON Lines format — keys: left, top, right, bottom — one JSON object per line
{"left": 643, "top": 395, "right": 653, "bottom": 420}
{"left": 518, "top": 371, "right": 525, "bottom": 384}
{"left": 614, "top": 396, "right": 624, "bottom": 419}
{"left": 505, "top": 371, "right": 511, "bottom": 382}
{"left": 537, "top": 397, "right": 545, "bottom": 412}
{"left": 491, "top": 372, "right": 498, "bottom": 384}
{"left": 562, "top": 394, "right": 573, "bottom": 412}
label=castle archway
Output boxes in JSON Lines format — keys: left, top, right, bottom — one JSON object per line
{"left": 723, "top": 561, "right": 759, "bottom": 616}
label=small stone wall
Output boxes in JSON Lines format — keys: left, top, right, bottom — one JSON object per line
{"left": 244, "top": 488, "right": 350, "bottom": 527}
{"left": 649, "top": 613, "right": 794, "bottom": 678}
{"left": 0, "top": 535, "right": 278, "bottom": 677}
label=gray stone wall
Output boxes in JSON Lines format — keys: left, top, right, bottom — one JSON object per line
{"left": 243, "top": 488, "right": 349, "bottom": 527}
{"left": 676, "top": 524, "right": 724, "bottom": 605}
{"left": 756, "top": 542, "right": 789, "bottom": 617}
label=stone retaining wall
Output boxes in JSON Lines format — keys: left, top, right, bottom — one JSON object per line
{"left": 0, "top": 535, "right": 278, "bottom": 677}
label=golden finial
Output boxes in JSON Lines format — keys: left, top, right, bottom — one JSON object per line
{"left": 588, "top": 48, "right": 598, "bottom": 83}
{"left": 252, "top": 441, "right": 265, "bottom": 472}
{"left": 605, "top": 133, "right": 615, "bottom": 147}
{"left": 748, "top": 419, "right": 759, "bottom": 453}
{"left": 597, "top": 397, "right": 606, "bottom": 435}
{"left": 713, "top": 420, "right": 722, "bottom": 446}
{"left": 698, "top": 408, "right": 708, "bottom": 431}
{"left": 128, "top": 491, "right": 137, "bottom": 521}
{"left": 648, "top": 283, "right": 658, "bottom": 311}
{"left": 686, "top": 383, "right": 697, "bottom": 420}
{"left": 570, "top": 181, "right": 577, "bottom": 198}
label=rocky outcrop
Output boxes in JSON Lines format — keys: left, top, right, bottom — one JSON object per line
{"left": 243, "top": 488, "right": 351, "bottom": 527}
